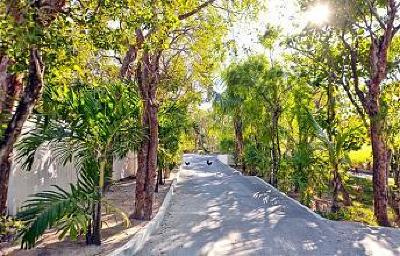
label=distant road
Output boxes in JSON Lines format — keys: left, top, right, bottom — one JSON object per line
{"left": 137, "top": 154, "right": 400, "bottom": 256}
{"left": 350, "top": 170, "right": 373, "bottom": 179}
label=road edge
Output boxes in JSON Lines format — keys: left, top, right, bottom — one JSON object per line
{"left": 107, "top": 166, "right": 181, "bottom": 256}
{"left": 213, "top": 157, "right": 325, "bottom": 221}
{"left": 251, "top": 176, "right": 325, "bottom": 221}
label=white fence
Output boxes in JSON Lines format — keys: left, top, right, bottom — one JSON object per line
{"left": 7, "top": 148, "right": 137, "bottom": 216}
{"left": 216, "top": 154, "right": 235, "bottom": 165}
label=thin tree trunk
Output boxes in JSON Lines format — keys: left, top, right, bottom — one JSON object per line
{"left": 270, "top": 109, "right": 280, "bottom": 187}
{"left": 393, "top": 149, "right": 400, "bottom": 187}
{"left": 85, "top": 216, "right": 92, "bottom": 245}
{"left": 331, "top": 166, "right": 351, "bottom": 213}
{"left": 326, "top": 83, "right": 351, "bottom": 211}
{"left": 370, "top": 117, "right": 390, "bottom": 226}
{"left": 155, "top": 167, "right": 163, "bottom": 193}
{"left": 89, "top": 157, "right": 106, "bottom": 245}
{"left": 158, "top": 168, "right": 164, "bottom": 185}
{"left": 331, "top": 165, "right": 340, "bottom": 213}
{"left": 233, "top": 114, "right": 244, "bottom": 172}
{"left": 91, "top": 200, "right": 102, "bottom": 245}
{"left": 134, "top": 133, "right": 148, "bottom": 219}
{"left": 389, "top": 149, "right": 400, "bottom": 224}
{"left": 340, "top": 176, "right": 351, "bottom": 206}
{"left": 270, "top": 137, "right": 277, "bottom": 187}
{"left": 0, "top": 55, "right": 23, "bottom": 120}
{"left": 0, "top": 48, "right": 44, "bottom": 213}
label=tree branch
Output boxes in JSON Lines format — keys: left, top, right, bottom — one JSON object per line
{"left": 178, "top": 0, "right": 217, "bottom": 20}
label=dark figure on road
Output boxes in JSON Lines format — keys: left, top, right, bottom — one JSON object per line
{"left": 207, "top": 160, "right": 213, "bottom": 165}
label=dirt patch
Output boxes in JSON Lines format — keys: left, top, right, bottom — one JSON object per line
{"left": 1, "top": 170, "right": 177, "bottom": 256}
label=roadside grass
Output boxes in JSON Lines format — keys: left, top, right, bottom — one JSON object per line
{"left": 322, "top": 176, "right": 397, "bottom": 226}
{"left": 348, "top": 145, "right": 372, "bottom": 168}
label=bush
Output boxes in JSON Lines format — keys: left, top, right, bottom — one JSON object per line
{"left": 323, "top": 204, "right": 377, "bottom": 225}
{"left": 219, "top": 138, "right": 234, "bottom": 154}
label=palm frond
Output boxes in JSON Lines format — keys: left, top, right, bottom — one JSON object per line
{"left": 16, "top": 119, "right": 91, "bottom": 172}
{"left": 16, "top": 166, "right": 98, "bottom": 249}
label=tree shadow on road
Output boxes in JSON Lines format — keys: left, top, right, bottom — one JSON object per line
{"left": 139, "top": 155, "right": 400, "bottom": 256}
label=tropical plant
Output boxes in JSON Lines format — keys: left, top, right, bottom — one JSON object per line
{"left": 157, "top": 100, "right": 191, "bottom": 190}
{"left": 15, "top": 82, "right": 141, "bottom": 248}
{"left": 16, "top": 163, "right": 98, "bottom": 249}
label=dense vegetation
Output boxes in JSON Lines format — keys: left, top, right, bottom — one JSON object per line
{"left": 211, "top": 0, "right": 400, "bottom": 227}
{"left": 0, "top": 0, "right": 399, "bottom": 251}
{"left": 0, "top": 0, "right": 257, "bottom": 248}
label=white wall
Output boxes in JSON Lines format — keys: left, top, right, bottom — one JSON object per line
{"left": 7, "top": 148, "right": 137, "bottom": 216}
{"left": 112, "top": 151, "right": 137, "bottom": 180}
{"left": 216, "top": 154, "right": 235, "bottom": 165}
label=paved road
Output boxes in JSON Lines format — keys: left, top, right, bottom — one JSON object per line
{"left": 137, "top": 154, "right": 400, "bottom": 256}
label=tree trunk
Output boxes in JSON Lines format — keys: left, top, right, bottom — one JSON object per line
{"left": 326, "top": 83, "right": 351, "bottom": 211}
{"left": 0, "top": 155, "right": 12, "bottom": 214}
{"left": 393, "top": 149, "right": 400, "bottom": 187}
{"left": 0, "top": 48, "right": 44, "bottom": 213}
{"left": 340, "top": 177, "right": 351, "bottom": 206}
{"left": 331, "top": 166, "right": 340, "bottom": 213}
{"left": 370, "top": 116, "right": 390, "bottom": 226}
{"left": 85, "top": 216, "right": 92, "bottom": 245}
{"left": 270, "top": 141, "right": 278, "bottom": 187}
{"left": 0, "top": 55, "right": 23, "bottom": 120}
{"left": 133, "top": 51, "right": 160, "bottom": 221}
{"left": 133, "top": 62, "right": 149, "bottom": 220}
{"left": 233, "top": 114, "right": 245, "bottom": 172}
{"left": 91, "top": 200, "right": 102, "bottom": 245}
{"left": 155, "top": 166, "right": 164, "bottom": 193}
{"left": 331, "top": 165, "right": 351, "bottom": 212}
{"left": 155, "top": 167, "right": 162, "bottom": 193}
{"left": 86, "top": 198, "right": 101, "bottom": 246}
{"left": 270, "top": 109, "right": 280, "bottom": 187}
{"left": 134, "top": 115, "right": 148, "bottom": 219}
{"left": 143, "top": 88, "right": 158, "bottom": 220}
{"left": 134, "top": 97, "right": 158, "bottom": 220}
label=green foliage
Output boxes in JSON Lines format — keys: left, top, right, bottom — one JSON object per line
{"left": 17, "top": 166, "right": 98, "bottom": 249}
{"left": 0, "top": 0, "right": 264, "bottom": 249}
{"left": 244, "top": 141, "right": 269, "bottom": 174}
{"left": 15, "top": 82, "right": 141, "bottom": 248}
{"left": 323, "top": 176, "right": 383, "bottom": 226}
{"left": 158, "top": 100, "right": 190, "bottom": 169}
{"left": 219, "top": 138, "right": 235, "bottom": 154}
{"left": 349, "top": 145, "right": 372, "bottom": 168}
{"left": 322, "top": 205, "right": 377, "bottom": 225}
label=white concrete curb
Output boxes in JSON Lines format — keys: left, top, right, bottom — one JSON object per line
{"left": 251, "top": 176, "right": 325, "bottom": 221}
{"left": 214, "top": 157, "right": 324, "bottom": 221}
{"left": 213, "top": 158, "right": 243, "bottom": 176}
{"left": 107, "top": 167, "right": 181, "bottom": 256}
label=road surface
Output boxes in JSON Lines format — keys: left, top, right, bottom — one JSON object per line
{"left": 137, "top": 154, "right": 400, "bottom": 256}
